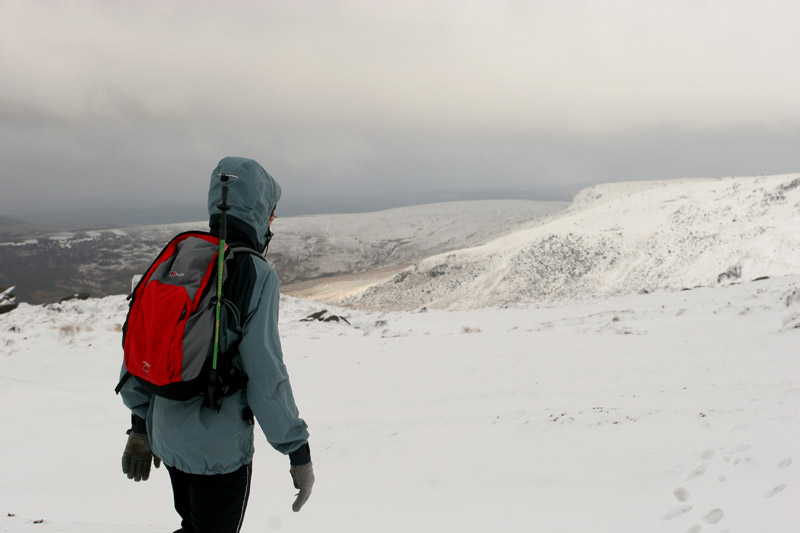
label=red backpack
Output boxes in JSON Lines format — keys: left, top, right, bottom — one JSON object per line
{"left": 115, "top": 231, "right": 262, "bottom": 407}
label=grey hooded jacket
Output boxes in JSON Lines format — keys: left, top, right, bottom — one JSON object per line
{"left": 120, "top": 157, "right": 309, "bottom": 474}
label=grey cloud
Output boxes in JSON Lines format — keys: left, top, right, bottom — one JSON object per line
{"left": 1, "top": 1, "right": 799, "bottom": 226}
{"left": 3, "top": 115, "right": 797, "bottom": 226}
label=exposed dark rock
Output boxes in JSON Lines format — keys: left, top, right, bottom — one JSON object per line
{"left": 718, "top": 264, "right": 742, "bottom": 283}
{"left": 300, "top": 309, "right": 350, "bottom": 325}
{"left": 393, "top": 271, "right": 409, "bottom": 283}
{"left": 780, "top": 177, "right": 800, "bottom": 192}
{"left": 323, "top": 315, "right": 351, "bottom": 325}
{"left": 301, "top": 310, "right": 328, "bottom": 321}
{"left": 0, "top": 285, "right": 17, "bottom": 313}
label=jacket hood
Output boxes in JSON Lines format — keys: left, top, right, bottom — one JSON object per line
{"left": 207, "top": 157, "right": 282, "bottom": 251}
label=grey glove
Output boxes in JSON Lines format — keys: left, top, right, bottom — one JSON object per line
{"left": 290, "top": 462, "right": 315, "bottom": 512}
{"left": 121, "top": 432, "right": 160, "bottom": 482}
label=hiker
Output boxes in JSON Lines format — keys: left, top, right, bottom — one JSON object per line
{"left": 118, "top": 157, "right": 313, "bottom": 533}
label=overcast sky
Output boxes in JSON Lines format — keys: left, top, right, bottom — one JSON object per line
{"left": 1, "top": 0, "right": 799, "bottom": 225}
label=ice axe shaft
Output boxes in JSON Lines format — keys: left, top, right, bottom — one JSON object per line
{"left": 211, "top": 174, "right": 234, "bottom": 372}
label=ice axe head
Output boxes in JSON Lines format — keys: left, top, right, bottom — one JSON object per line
{"left": 216, "top": 173, "right": 239, "bottom": 241}
{"left": 216, "top": 173, "right": 239, "bottom": 212}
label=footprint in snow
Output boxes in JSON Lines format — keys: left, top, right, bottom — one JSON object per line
{"left": 764, "top": 484, "right": 787, "bottom": 498}
{"left": 700, "top": 449, "right": 715, "bottom": 460}
{"left": 777, "top": 457, "right": 792, "bottom": 468}
{"left": 686, "top": 465, "right": 706, "bottom": 480}
{"left": 662, "top": 505, "right": 693, "bottom": 521}
{"left": 686, "top": 525, "right": 701, "bottom": 533}
{"left": 702, "top": 508, "right": 724, "bottom": 525}
{"left": 673, "top": 487, "right": 690, "bottom": 502}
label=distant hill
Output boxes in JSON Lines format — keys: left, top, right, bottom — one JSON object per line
{"left": 0, "top": 216, "right": 79, "bottom": 240}
{"left": 7, "top": 204, "right": 209, "bottom": 229}
{"left": 339, "top": 174, "right": 800, "bottom": 310}
{"left": 0, "top": 200, "right": 565, "bottom": 304}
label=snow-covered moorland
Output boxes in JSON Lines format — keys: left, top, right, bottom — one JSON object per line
{"left": 1, "top": 173, "right": 799, "bottom": 532}
{"left": 0, "top": 199, "right": 564, "bottom": 305}
{"left": 340, "top": 174, "right": 800, "bottom": 310}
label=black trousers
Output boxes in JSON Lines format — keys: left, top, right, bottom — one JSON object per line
{"left": 166, "top": 463, "right": 252, "bottom": 533}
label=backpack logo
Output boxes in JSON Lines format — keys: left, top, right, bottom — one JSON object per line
{"left": 169, "top": 271, "right": 184, "bottom": 278}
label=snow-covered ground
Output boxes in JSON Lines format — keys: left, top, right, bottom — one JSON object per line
{"left": 1, "top": 275, "right": 798, "bottom": 532}
{"left": 2, "top": 174, "right": 799, "bottom": 532}
{"left": 341, "top": 174, "right": 800, "bottom": 310}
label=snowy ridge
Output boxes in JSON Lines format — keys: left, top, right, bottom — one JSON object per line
{"left": 342, "top": 174, "right": 800, "bottom": 310}
{"left": 269, "top": 200, "right": 566, "bottom": 283}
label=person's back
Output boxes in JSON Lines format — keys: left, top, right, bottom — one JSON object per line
{"left": 119, "top": 156, "right": 314, "bottom": 533}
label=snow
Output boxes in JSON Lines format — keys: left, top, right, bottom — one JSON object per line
{"left": 0, "top": 199, "right": 564, "bottom": 305}
{"left": 0, "top": 240, "right": 38, "bottom": 247}
{"left": 270, "top": 200, "right": 567, "bottom": 282}
{"left": 45, "top": 232, "right": 76, "bottom": 242}
{"left": 342, "top": 174, "right": 800, "bottom": 310}
{"left": 1, "top": 174, "right": 799, "bottom": 532}
{"left": 1, "top": 277, "right": 798, "bottom": 532}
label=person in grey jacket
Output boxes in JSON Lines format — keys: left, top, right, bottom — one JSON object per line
{"left": 119, "top": 157, "right": 314, "bottom": 533}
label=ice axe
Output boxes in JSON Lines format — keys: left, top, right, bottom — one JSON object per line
{"left": 206, "top": 173, "right": 238, "bottom": 409}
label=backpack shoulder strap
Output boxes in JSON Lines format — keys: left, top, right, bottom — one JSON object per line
{"left": 228, "top": 246, "right": 267, "bottom": 262}
{"left": 220, "top": 246, "right": 266, "bottom": 332}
